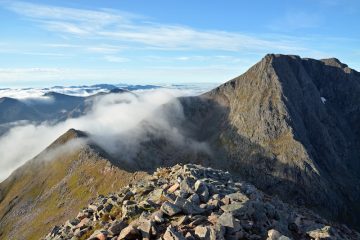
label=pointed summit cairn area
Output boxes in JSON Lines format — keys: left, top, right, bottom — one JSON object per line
{"left": 45, "top": 164, "right": 359, "bottom": 240}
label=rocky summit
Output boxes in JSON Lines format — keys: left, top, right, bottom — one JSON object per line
{"left": 45, "top": 164, "right": 359, "bottom": 240}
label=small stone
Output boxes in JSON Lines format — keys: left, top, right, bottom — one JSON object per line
{"left": 194, "top": 226, "right": 209, "bottom": 239}
{"left": 88, "top": 205, "right": 98, "bottom": 211}
{"left": 49, "top": 226, "right": 61, "bottom": 237}
{"left": 185, "top": 232, "right": 195, "bottom": 240}
{"left": 226, "top": 192, "right": 249, "bottom": 203}
{"left": 187, "top": 193, "right": 200, "bottom": 205}
{"left": 161, "top": 201, "right": 182, "bottom": 216}
{"left": 108, "top": 221, "right": 128, "bottom": 235}
{"left": 122, "top": 203, "right": 139, "bottom": 219}
{"left": 208, "top": 199, "right": 221, "bottom": 208}
{"left": 76, "top": 211, "right": 88, "bottom": 220}
{"left": 76, "top": 217, "right": 90, "bottom": 228}
{"left": 136, "top": 218, "right": 152, "bottom": 240}
{"left": 195, "top": 226, "right": 216, "bottom": 240}
{"left": 163, "top": 226, "right": 186, "bottom": 240}
{"left": 221, "top": 197, "right": 231, "bottom": 205}
{"left": 151, "top": 210, "right": 164, "bottom": 223}
{"left": 189, "top": 215, "right": 207, "bottom": 227}
{"left": 118, "top": 225, "right": 140, "bottom": 240}
{"left": 174, "top": 196, "right": 204, "bottom": 215}
{"left": 179, "top": 178, "right": 195, "bottom": 196}
{"left": 267, "top": 229, "right": 292, "bottom": 240}
{"left": 307, "top": 226, "right": 332, "bottom": 240}
{"left": 208, "top": 213, "right": 219, "bottom": 224}
{"left": 217, "top": 212, "right": 241, "bottom": 233}
{"left": 168, "top": 183, "right": 180, "bottom": 193}
{"left": 173, "top": 215, "right": 189, "bottom": 226}
{"left": 139, "top": 200, "right": 155, "bottom": 210}
{"left": 89, "top": 230, "right": 108, "bottom": 240}
{"left": 148, "top": 188, "right": 163, "bottom": 203}
{"left": 104, "top": 203, "right": 113, "bottom": 213}
{"left": 220, "top": 202, "right": 249, "bottom": 217}
{"left": 194, "top": 180, "right": 209, "bottom": 202}
{"left": 74, "top": 228, "right": 88, "bottom": 238}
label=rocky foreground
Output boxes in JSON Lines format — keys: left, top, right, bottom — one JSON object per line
{"left": 45, "top": 164, "right": 359, "bottom": 240}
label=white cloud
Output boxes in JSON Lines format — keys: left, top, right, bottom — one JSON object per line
{"left": 0, "top": 85, "right": 108, "bottom": 99}
{"left": 2, "top": 1, "right": 306, "bottom": 52}
{"left": 103, "top": 55, "right": 129, "bottom": 63}
{"left": 2, "top": 1, "right": 359, "bottom": 85}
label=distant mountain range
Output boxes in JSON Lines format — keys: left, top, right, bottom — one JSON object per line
{"left": 0, "top": 55, "right": 359, "bottom": 239}
{"left": 0, "top": 90, "right": 121, "bottom": 129}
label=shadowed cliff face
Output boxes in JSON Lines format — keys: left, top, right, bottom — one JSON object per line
{"left": 130, "top": 54, "right": 360, "bottom": 229}
{"left": 196, "top": 54, "right": 360, "bottom": 228}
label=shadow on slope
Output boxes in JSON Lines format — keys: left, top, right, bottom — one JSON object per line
{"left": 128, "top": 90, "right": 359, "bottom": 229}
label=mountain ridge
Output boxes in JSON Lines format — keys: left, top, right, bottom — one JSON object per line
{"left": 127, "top": 54, "right": 360, "bottom": 229}
{"left": 0, "top": 128, "right": 148, "bottom": 240}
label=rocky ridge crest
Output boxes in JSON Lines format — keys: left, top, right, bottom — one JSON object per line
{"left": 45, "top": 164, "right": 359, "bottom": 240}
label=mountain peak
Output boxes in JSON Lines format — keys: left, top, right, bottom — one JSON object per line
{"left": 0, "top": 97, "right": 19, "bottom": 104}
{"left": 188, "top": 54, "right": 360, "bottom": 229}
{"left": 263, "top": 54, "right": 349, "bottom": 70}
{"left": 49, "top": 128, "right": 88, "bottom": 148}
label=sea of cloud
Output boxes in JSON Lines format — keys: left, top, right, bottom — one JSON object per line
{"left": 0, "top": 85, "right": 117, "bottom": 99}
{"left": 0, "top": 87, "right": 211, "bottom": 181}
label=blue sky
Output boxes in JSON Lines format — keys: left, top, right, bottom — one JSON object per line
{"left": 0, "top": 0, "right": 359, "bottom": 87}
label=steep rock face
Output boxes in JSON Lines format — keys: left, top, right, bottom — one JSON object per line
{"left": 0, "top": 129, "right": 147, "bottom": 240}
{"left": 177, "top": 54, "right": 360, "bottom": 228}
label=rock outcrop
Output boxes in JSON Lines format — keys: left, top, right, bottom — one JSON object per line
{"left": 45, "top": 164, "right": 360, "bottom": 240}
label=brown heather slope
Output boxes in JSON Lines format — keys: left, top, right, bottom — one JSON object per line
{"left": 0, "top": 129, "right": 147, "bottom": 240}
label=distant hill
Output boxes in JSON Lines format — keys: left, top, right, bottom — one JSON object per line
{"left": 0, "top": 97, "right": 42, "bottom": 123}
{"left": 0, "top": 88, "right": 130, "bottom": 132}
